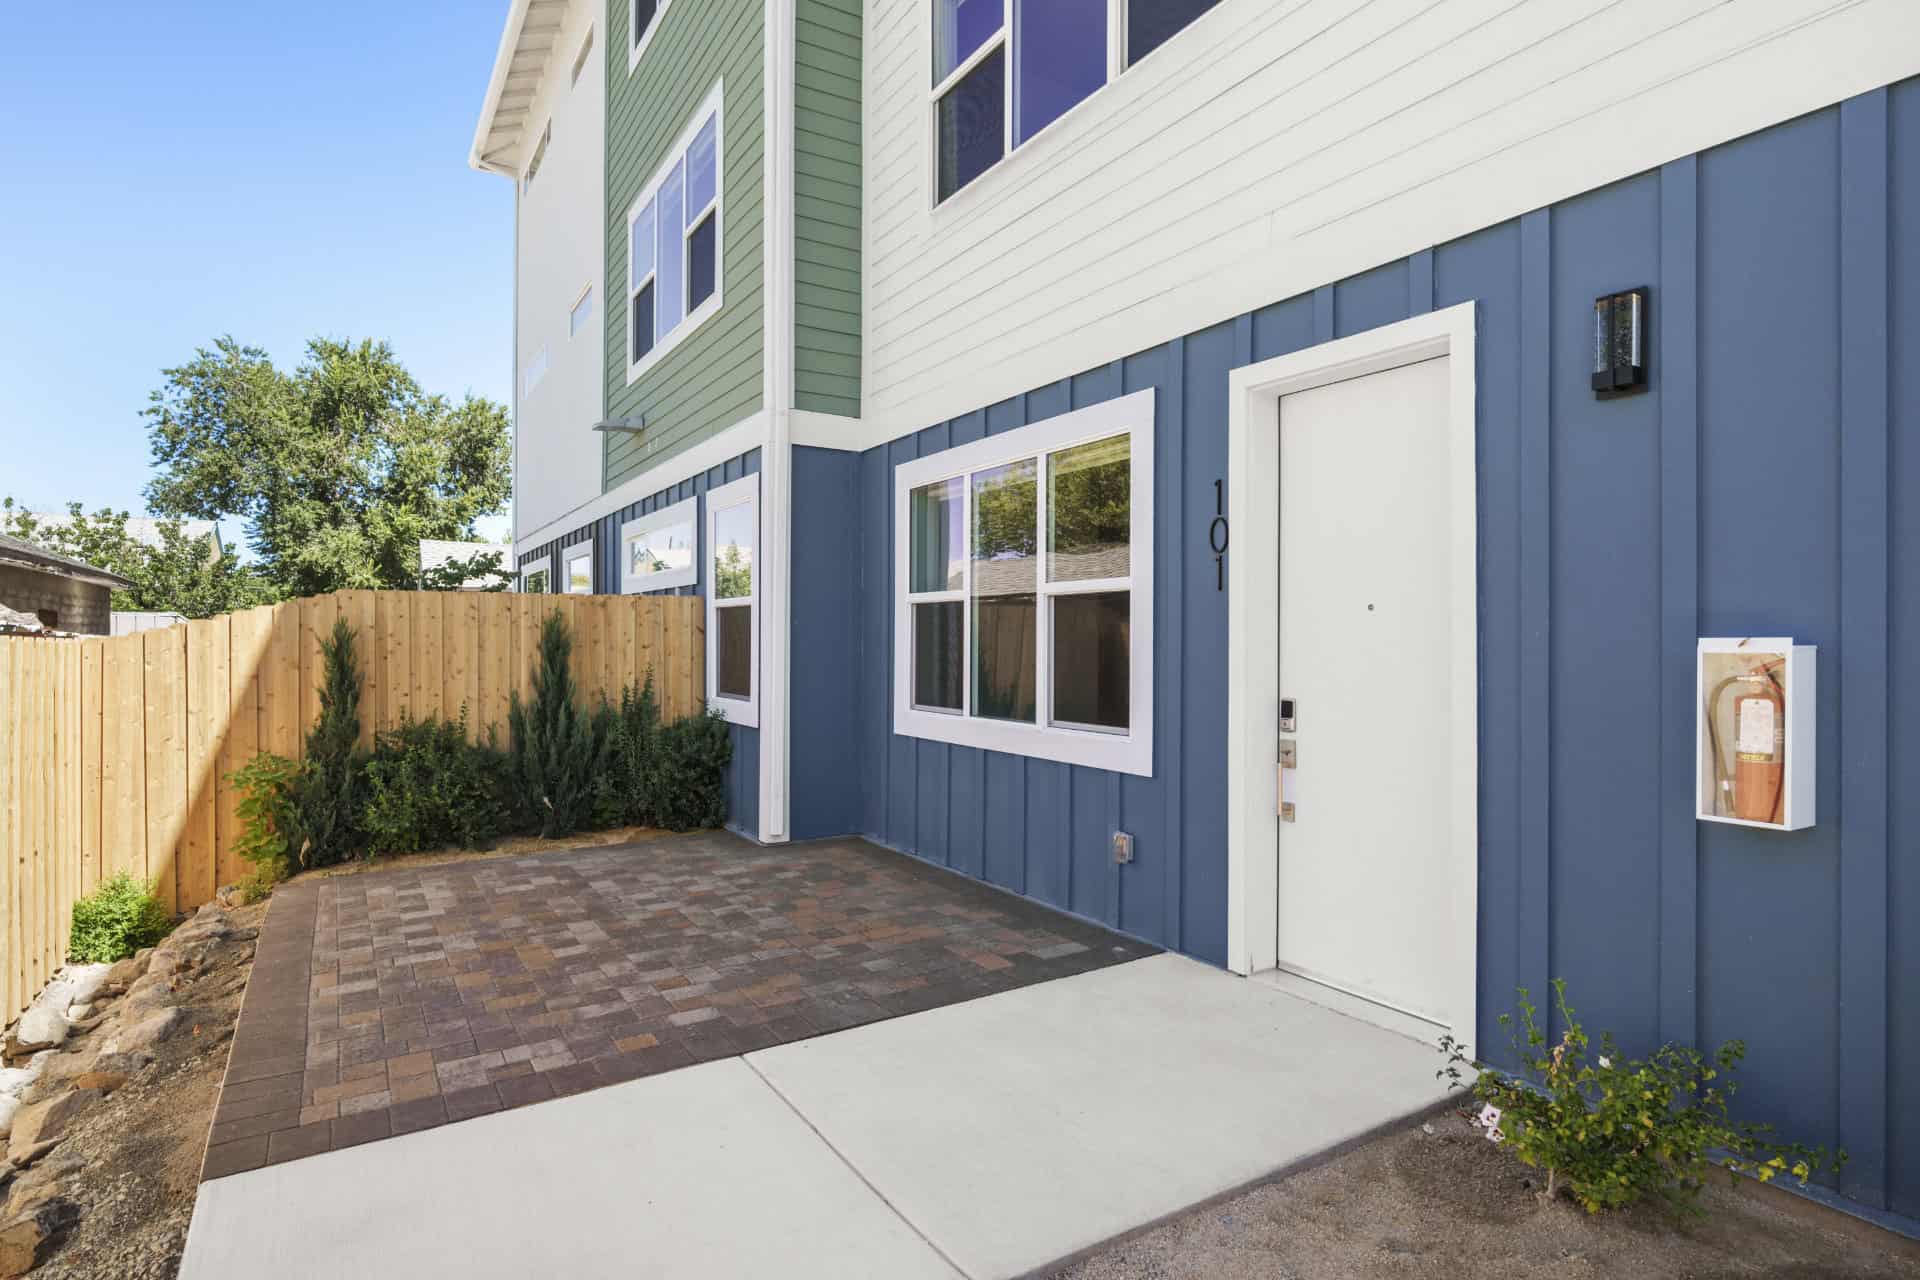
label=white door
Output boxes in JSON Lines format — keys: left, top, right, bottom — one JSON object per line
{"left": 1273, "top": 356, "right": 1455, "bottom": 1028}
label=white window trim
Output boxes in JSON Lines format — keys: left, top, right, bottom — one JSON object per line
{"left": 569, "top": 283, "right": 594, "bottom": 339}
{"left": 562, "top": 543, "right": 594, "bottom": 595}
{"left": 625, "top": 81, "right": 726, "bottom": 386}
{"left": 519, "top": 555, "right": 553, "bottom": 594}
{"left": 892, "top": 388, "right": 1154, "bottom": 775}
{"left": 629, "top": 0, "right": 673, "bottom": 75}
{"left": 925, "top": 0, "right": 1221, "bottom": 211}
{"left": 705, "top": 473, "right": 760, "bottom": 727}
{"left": 620, "top": 495, "right": 699, "bottom": 593}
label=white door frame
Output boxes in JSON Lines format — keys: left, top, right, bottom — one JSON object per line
{"left": 1224, "top": 301, "right": 1480, "bottom": 1045}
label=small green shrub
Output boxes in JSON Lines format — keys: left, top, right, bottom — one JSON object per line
{"left": 295, "top": 617, "right": 366, "bottom": 867}
{"left": 645, "top": 709, "right": 732, "bottom": 831}
{"left": 228, "top": 751, "right": 303, "bottom": 892}
{"left": 70, "top": 873, "right": 173, "bottom": 963}
{"left": 1439, "top": 981, "right": 1844, "bottom": 1214}
{"left": 363, "top": 711, "right": 515, "bottom": 855}
{"left": 593, "top": 676, "right": 662, "bottom": 829}
{"left": 506, "top": 612, "right": 613, "bottom": 838}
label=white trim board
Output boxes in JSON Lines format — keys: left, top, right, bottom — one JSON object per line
{"left": 513, "top": 410, "right": 768, "bottom": 556}
{"left": 1224, "top": 303, "right": 1478, "bottom": 1048}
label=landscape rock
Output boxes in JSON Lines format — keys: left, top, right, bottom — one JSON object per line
{"left": 88, "top": 1052, "right": 152, "bottom": 1078}
{"left": 5, "top": 1144, "right": 55, "bottom": 1174}
{"left": 100, "top": 953, "right": 149, "bottom": 995}
{"left": 66, "top": 1004, "right": 92, "bottom": 1023}
{"left": 0, "top": 1102, "right": 16, "bottom": 1143}
{"left": 0, "top": 1196, "right": 79, "bottom": 1277}
{"left": 26, "top": 1054, "right": 89, "bottom": 1092}
{"left": 100, "top": 1009, "right": 183, "bottom": 1057}
{"left": 6, "top": 1009, "right": 67, "bottom": 1059}
{"left": 69, "top": 1072, "right": 127, "bottom": 1095}
{"left": 120, "top": 974, "right": 174, "bottom": 1011}
{"left": 7, "top": 1091, "right": 102, "bottom": 1165}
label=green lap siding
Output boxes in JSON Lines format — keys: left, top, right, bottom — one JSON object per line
{"left": 794, "top": 0, "right": 862, "bottom": 418}
{"left": 604, "top": 0, "right": 767, "bottom": 491}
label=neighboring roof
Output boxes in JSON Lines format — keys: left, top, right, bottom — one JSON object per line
{"left": 470, "top": 0, "right": 574, "bottom": 176}
{"left": 0, "top": 532, "right": 136, "bottom": 590}
{"left": 30, "top": 512, "right": 221, "bottom": 554}
{"left": 420, "top": 540, "right": 511, "bottom": 589}
{"left": 0, "top": 603, "right": 48, "bottom": 635}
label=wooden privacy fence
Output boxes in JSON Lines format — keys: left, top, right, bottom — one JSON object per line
{"left": 0, "top": 591, "right": 703, "bottom": 1018}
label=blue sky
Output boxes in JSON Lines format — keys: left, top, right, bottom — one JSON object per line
{"left": 0, "top": 1, "right": 517, "bottom": 546}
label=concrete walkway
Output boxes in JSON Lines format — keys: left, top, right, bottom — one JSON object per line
{"left": 181, "top": 954, "right": 1442, "bottom": 1279}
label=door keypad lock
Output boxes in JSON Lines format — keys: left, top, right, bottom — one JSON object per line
{"left": 1278, "top": 699, "right": 1299, "bottom": 821}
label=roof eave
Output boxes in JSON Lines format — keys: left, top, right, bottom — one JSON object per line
{"left": 470, "top": 0, "right": 538, "bottom": 178}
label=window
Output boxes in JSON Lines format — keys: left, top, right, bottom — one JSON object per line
{"left": 931, "top": 0, "right": 1222, "bottom": 203}
{"left": 521, "top": 562, "right": 551, "bottom": 594}
{"left": 630, "top": 0, "right": 672, "bottom": 72}
{"left": 522, "top": 343, "right": 550, "bottom": 397}
{"left": 626, "top": 84, "right": 724, "bottom": 383}
{"left": 705, "top": 474, "right": 758, "bottom": 726}
{"left": 562, "top": 544, "right": 594, "bottom": 594}
{"left": 523, "top": 120, "right": 551, "bottom": 192}
{"left": 620, "top": 496, "right": 698, "bottom": 592}
{"left": 571, "top": 27, "right": 595, "bottom": 87}
{"left": 569, "top": 285, "right": 594, "bottom": 339}
{"left": 894, "top": 390, "right": 1154, "bottom": 774}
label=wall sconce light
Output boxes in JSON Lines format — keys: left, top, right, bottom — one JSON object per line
{"left": 593, "top": 414, "right": 648, "bottom": 436}
{"left": 1592, "top": 288, "right": 1648, "bottom": 398}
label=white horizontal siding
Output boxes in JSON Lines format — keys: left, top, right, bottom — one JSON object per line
{"left": 859, "top": 0, "right": 1920, "bottom": 442}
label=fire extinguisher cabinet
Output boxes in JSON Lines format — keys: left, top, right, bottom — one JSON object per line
{"left": 1696, "top": 638, "right": 1816, "bottom": 831}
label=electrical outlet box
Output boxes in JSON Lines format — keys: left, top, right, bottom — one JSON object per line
{"left": 1697, "top": 638, "right": 1815, "bottom": 831}
{"left": 1111, "top": 831, "right": 1134, "bottom": 865}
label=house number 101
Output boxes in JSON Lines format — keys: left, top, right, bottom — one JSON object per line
{"left": 1210, "top": 479, "right": 1229, "bottom": 591}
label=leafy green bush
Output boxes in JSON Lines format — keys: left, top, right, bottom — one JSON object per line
{"left": 294, "top": 617, "right": 366, "bottom": 867}
{"left": 506, "top": 611, "right": 613, "bottom": 838}
{"left": 592, "top": 676, "right": 661, "bottom": 829}
{"left": 1439, "top": 981, "right": 1844, "bottom": 1214}
{"left": 363, "top": 711, "right": 515, "bottom": 855}
{"left": 70, "top": 873, "right": 173, "bottom": 963}
{"left": 645, "top": 709, "right": 732, "bottom": 831}
{"left": 228, "top": 751, "right": 303, "bottom": 894}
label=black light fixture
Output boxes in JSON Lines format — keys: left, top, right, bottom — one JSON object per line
{"left": 593, "top": 414, "right": 648, "bottom": 435}
{"left": 1591, "top": 287, "right": 1648, "bottom": 398}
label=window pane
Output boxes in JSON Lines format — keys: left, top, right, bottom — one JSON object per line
{"left": 1052, "top": 591, "right": 1128, "bottom": 729}
{"left": 1048, "top": 433, "right": 1129, "bottom": 581}
{"left": 656, "top": 160, "right": 686, "bottom": 333}
{"left": 631, "top": 198, "right": 655, "bottom": 291}
{"left": 936, "top": 48, "right": 1005, "bottom": 203}
{"left": 934, "top": 0, "right": 1001, "bottom": 82}
{"left": 909, "top": 477, "right": 964, "bottom": 592}
{"left": 1127, "top": 0, "right": 1221, "bottom": 63}
{"left": 713, "top": 502, "right": 754, "bottom": 599}
{"left": 633, "top": 0, "right": 658, "bottom": 46}
{"left": 972, "top": 594, "right": 1036, "bottom": 721}
{"left": 912, "top": 601, "right": 963, "bottom": 710}
{"left": 687, "top": 114, "right": 718, "bottom": 216}
{"left": 628, "top": 519, "right": 694, "bottom": 583}
{"left": 971, "top": 457, "right": 1036, "bottom": 721}
{"left": 717, "top": 605, "right": 752, "bottom": 698}
{"left": 1014, "top": 0, "right": 1106, "bottom": 144}
{"left": 687, "top": 212, "right": 717, "bottom": 310}
{"left": 565, "top": 554, "right": 592, "bottom": 594}
{"left": 570, "top": 287, "right": 594, "bottom": 338}
{"left": 632, "top": 281, "right": 656, "bottom": 361}
{"left": 523, "top": 569, "right": 548, "bottom": 594}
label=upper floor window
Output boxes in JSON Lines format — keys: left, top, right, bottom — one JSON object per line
{"left": 626, "top": 83, "right": 723, "bottom": 384}
{"left": 893, "top": 390, "right": 1155, "bottom": 774}
{"left": 569, "top": 285, "right": 594, "bottom": 339}
{"left": 932, "top": 0, "right": 1223, "bottom": 203}
{"left": 630, "top": 0, "right": 672, "bottom": 72}
{"left": 523, "top": 120, "right": 551, "bottom": 193}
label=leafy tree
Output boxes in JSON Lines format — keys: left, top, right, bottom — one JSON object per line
{"left": 142, "top": 336, "right": 511, "bottom": 598}
{"left": 1, "top": 498, "right": 276, "bottom": 618}
{"left": 419, "top": 548, "right": 511, "bottom": 592}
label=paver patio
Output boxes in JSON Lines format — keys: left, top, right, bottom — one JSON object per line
{"left": 200, "top": 831, "right": 1153, "bottom": 1179}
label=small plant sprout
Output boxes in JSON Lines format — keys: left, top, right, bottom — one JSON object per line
{"left": 1437, "top": 980, "right": 1845, "bottom": 1214}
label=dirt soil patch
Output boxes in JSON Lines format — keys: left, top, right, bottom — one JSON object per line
{"left": 1053, "top": 1110, "right": 1920, "bottom": 1280}
{"left": 0, "top": 900, "right": 266, "bottom": 1279}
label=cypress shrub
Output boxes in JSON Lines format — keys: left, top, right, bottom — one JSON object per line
{"left": 295, "top": 617, "right": 366, "bottom": 867}
{"left": 507, "top": 611, "right": 611, "bottom": 838}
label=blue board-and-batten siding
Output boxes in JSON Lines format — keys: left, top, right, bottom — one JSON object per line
{"left": 812, "top": 80, "right": 1920, "bottom": 1219}
{"left": 517, "top": 448, "right": 763, "bottom": 840}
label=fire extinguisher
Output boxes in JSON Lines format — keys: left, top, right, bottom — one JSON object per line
{"left": 1705, "top": 659, "right": 1786, "bottom": 823}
